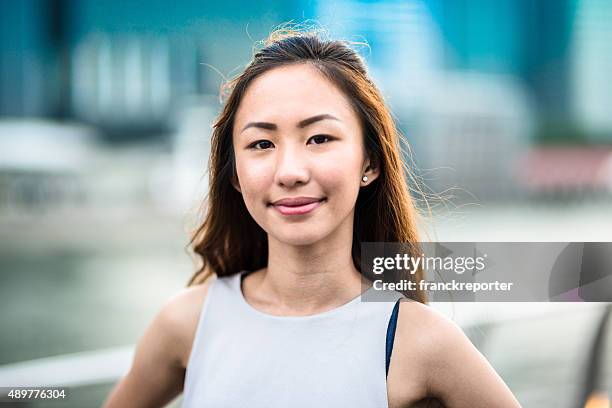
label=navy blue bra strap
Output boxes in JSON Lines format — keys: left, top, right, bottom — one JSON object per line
{"left": 385, "top": 299, "right": 401, "bottom": 378}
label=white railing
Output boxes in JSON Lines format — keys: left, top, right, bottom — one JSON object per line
{"left": 0, "top": 346, "right": 133, "bottom": 387}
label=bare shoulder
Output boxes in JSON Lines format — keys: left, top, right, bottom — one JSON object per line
{"left": 396, "top": 300, "right": 464, "bottom": 351}
{"left": 157, "top": 278, "right": 215, "bottom": 368}
{"left": 388, "top": 300, "right": 454, "bottom": 404}
{"left": 161, "top": 279, "right": 213, "bottom": 328}
{"left": 394, "top": 300, "right": 477, "bottom": 386}
{"left": 392, "top": 300, "right": 521, "bottom": 407}
{"left": 393, "top": 300, "right": 468, "bottom": 377}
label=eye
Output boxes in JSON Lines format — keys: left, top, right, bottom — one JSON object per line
{"left": 249, "top": 140, "right": 274, "bottom": 150}
{"left": 307, "top": 134, "right": 333, "bottom": 145}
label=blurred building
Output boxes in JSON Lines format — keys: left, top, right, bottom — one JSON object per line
{"left": 571, "top": 0, "right": 612, "bottom": 139}
{"left": 411, "top": 72, "right": 533, "bottom": 201}
{"left": 0, "top": 0, "right": 313, "bottom": 140}
{"left": 0, "top": 120, "right": 170, "bottom": 217}
{"left": 518, "top": 147, "right": 612, "bottom": 198}
{"left": 0, "top": 120, "right": 97, "bottom": 216}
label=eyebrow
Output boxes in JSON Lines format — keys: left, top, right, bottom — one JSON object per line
{"left": 241, "top": 114, "right": 340, "bottom": 133}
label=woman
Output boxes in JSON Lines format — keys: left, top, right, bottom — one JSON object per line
{"left": 104, "top": 29, "right": 521, "bottom": 408}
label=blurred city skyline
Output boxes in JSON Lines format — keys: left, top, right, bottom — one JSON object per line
{"left": 1, "top": 0, "right": 611, "bottom": 141}
{"left": 2, "top": 0, "right": 612, "bottom": 211}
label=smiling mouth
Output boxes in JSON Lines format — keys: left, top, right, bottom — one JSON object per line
{"left": 270, "top": 198, "right": 326, "bottom": 216}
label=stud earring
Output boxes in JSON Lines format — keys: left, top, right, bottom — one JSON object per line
{"left": 362, "top": 175, "right": 368, "bottom": 182}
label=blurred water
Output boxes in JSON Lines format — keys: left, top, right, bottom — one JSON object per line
{"left": 0, "top": 248, "right": 187, "bottom": 365}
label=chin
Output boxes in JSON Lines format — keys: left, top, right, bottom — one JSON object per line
{"left": 271, "top": 227, "right": 329, "bottom": 247}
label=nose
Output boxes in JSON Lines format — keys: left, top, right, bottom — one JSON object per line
{"left": 274, "top": 144, "right": 310, "bottom": 188}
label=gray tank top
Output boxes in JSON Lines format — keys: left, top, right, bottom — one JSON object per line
{"left": 182, "top": 271, "right": 403, "bottom": 408}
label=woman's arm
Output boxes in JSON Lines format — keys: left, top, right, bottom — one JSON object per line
{"left": 102, "top": 283, "right": 210, "bottom": 408}
{"left": 395, "top": 301, "right": 522, "bottom": 408}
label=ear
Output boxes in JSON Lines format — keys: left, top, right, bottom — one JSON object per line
{"left": 361, "top": 153, "right": 380, "bottom": 186}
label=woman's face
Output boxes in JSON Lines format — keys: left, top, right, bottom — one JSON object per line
{"left": 232, "top": 63, "right": 378, "bottom": 246}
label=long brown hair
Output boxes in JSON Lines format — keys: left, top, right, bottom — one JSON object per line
{"left": 187, "top": 28, "right": 427, "bottom": 303}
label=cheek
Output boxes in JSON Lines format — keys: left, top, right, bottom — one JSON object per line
{"left": 316, "top": 150, "right": 363, "bottom": 199}
{"left": 235, "top": 158, "right": 272, "bottom": 202}
{"left": 235, "top": 164, "right": 275, "bottom": 234}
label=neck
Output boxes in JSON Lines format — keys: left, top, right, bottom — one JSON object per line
{"left": 247, "top": 218, "right": 366, "bottom": 315}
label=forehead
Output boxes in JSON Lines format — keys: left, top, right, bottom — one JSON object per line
{"left": 234, "top": 63, "right": 359, "bottom": 129}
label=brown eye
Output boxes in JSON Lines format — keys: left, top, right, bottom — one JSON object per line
{"left": 251, "top": 140, "right": 274, "bottom": 150}
{"left": 308, "top": 135, "right": 332, "bottom": 145}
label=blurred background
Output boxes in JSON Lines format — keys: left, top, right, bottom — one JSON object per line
{"left": 0, "top": 0, "right": 611, "bottom": 407}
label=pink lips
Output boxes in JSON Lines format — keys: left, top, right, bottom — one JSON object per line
{"left": 271, "top": 196, "right": 325, "bottom": 216}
